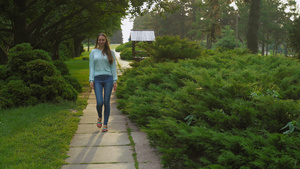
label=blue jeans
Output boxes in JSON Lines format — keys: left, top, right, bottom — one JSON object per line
{"left": 94, "top": 75, "right": 114, "bottom": 125}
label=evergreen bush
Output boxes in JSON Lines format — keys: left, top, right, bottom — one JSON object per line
{"left": 212, "top": 26, "right": 245, "bottom": 50}
{"left": 139, "top": 36, "right": 203, "bottom": 63}
{"left": 115, "top": 41, "right": 132, "bottom": 52}
{"left": 0, "top": 43, "right": 80, "bottom": 109}
{"left": 7, "top": 43, "right": 51, "bottom": 74}
{"left": 116, "top": 53, "right": 300, "bottom": 168}
{"left": 120, "top": 48, "right": 133, "bottom": 60}
{"left": 53, "top": 60, "right": 70, "bottom": 75}
{"left": 25, "top": 59, "right": 57, "bottom": 84}
{"left": 63, "top": 75, "right": 82, "bottom": 92}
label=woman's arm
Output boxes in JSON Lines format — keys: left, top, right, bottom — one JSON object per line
{"left": 89, "top": 50, "right": 95, "bottom": 89}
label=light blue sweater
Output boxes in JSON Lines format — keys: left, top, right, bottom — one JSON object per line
{"left": 89, "top": 49, "right": 118, "bottom": 82}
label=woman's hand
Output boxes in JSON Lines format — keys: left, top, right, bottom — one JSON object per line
{"left": 90, "top": 81, "right": 94, "bottom": 89}
{"left": 113, "top": 82, "right": 117, "bottom": 91}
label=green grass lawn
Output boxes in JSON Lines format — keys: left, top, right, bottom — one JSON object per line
{"left": 0, "top": 52, "right": 91, "bottom": 169}
{"left": 65, "top": 51, "right": 90, "bottom": 89}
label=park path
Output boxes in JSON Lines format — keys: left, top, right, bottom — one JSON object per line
{"left": 61, "top": 51, "right": 162, "bottom": 169}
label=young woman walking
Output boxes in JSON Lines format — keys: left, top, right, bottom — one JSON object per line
{"left": 89, "top": 33, "right": 118, "bottom": 132}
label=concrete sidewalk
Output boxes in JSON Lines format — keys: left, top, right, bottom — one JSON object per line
{"left": 61, "top": 51, "right": 162, "bottom": 169}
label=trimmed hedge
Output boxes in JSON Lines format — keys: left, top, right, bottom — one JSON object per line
{"left": 0, "top": 43, "right": 81, "bottom": 109}
{"left": 116, "top": 52, "right": 300, "bottom": 168}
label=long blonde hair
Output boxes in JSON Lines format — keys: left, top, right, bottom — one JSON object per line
{"left": 95, "top": 33, "right": 113, "bottom": 64}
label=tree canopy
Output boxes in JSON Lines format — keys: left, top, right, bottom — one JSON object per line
{"left": 0, "top": 0, "right": 161, "bottom": 64}
{"left": 133, "top": 0, "right": 298, "bottom": 54}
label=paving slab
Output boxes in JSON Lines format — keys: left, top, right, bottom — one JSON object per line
{"left": 76, "top": 123, "right": 127, "bottom": 134}
{"left": 70, "top": 133, "right": 130, "bottom": 146}
{"left": 139, "top": 163, "right": 163, "bottom": 169}
{"left": 131, "top": 132, "right": 162, "bottom": 168}
{"left": 85, "top": 103, "right": 96, "bottom": 110}
{"left": 87, "top": 99, "right": 96, "bottom": 104}
{"left": 83, "top": 109, "right": 96, "bottom": 115}
{"left": 65, "top": 146, "right": 134, "bottom": 164}
{"left": 127, "top": 118, "right": 141, "bottom": 132}
{"left": 61, "top": 163, "right": 135, "bottom": 169}
{"left": 81, "top": 113, "right": 126, "bottom": 122}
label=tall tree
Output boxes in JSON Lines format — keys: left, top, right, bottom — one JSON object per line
{"left": 134, "top": 0, "right": 197, "bottom": 39}
{"left": 109, "top": 30, "right": 123, "bottom": 44}
{"left": 0, "top": 0, "right": 161, "bottom": 63}
{"left": 237, "top": 0, "right": 297, "bottom": 55}
{"left": 288, "top": 16, "right": 300, "bottom": 58}
{"left": 246, "top": 0, "right": 260, "bottom": 54}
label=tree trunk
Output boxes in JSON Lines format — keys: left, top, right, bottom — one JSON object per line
{"left": 262, "top": 44, "right": 265, "bottom": 56}
{"left": 88, "top": 38, "right": 90, "bottom": 51}
{"left": 206, "top": 34, "right": 212, "bottom": 49}
{"left": 13, "top": 0, "right": 29, "bottom": 45}
{"left": 52, "top": 40, "right": 60, "bottom": 60}
{"left": 74, "top": 37, "right": 85, "bottom": 58}
{"left": 272, "top": 43, "right": 275, "bottom": 56}
{"left": 266, "top": 35, "right": 269, "bottom": 56}
{"left": 0, "top": 48, "right": 8, "bottom": 65}
{"left": 284, "top": 44, "right": 287, "bottom": 57}
{"left": 246, "top": 0, "right": 260, "bottom": 54}
{"left": 261, "top": 31, "right": 265, "bottom": 55}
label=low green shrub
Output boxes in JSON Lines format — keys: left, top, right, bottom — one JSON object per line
{"left": 120, "top": 48, "right": 133, "bottom": 60}
{"left": 0, "top": 80, "right": 36, "bottom": 108}
{"left": 43, "top": 76, "right": 78, "bottom": 101}
{"left": 53, "top": 60, "right": 70, "bottom": 75}
{"left": 146, "top": 117, "right": 300, "bottom": 168}
{"left": 25, "top": 59, "right": 57, "bottom": 84}
{"left": 139, "top": 35, "right": 203, "bottom": 63}
{"left": 212, "top": 26, "right": 245, "bottom": 50}
{"left": 116, "top": 53, "right": 300, "bottom": 168}
{"left": 7, "top": 43, "right": 51, "bottom": 74}
{"left": 0, "top": 43, "right": 80, "bottom": 109}
{"left": 115, "top": 41, "right": 132, "bottom": 52}
{"left": 63, "top": 75, "right": 82, "bottom": 93}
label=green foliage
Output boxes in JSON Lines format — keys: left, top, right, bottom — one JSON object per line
{"left": 0, "top": 66, "right": 9, "bottom": 80}
{"left": 139, "top": 36, "right": 203, "bottom": 63}
{"left": 0, "top": 80, "right": 35, "bottom": 108}
{"left": 116, "top": 41, "right": 132, "bottom": 52}
{"left": 43, "top": 76, "right": 78, "bottom": 102}
{"left": 0, "top": 43, "right": 80, "bottom": 109}
{"left": 0, "top": 99, "right": 86, "bottom": 168}
{"left": 120, "top": 48, "right": 133, "bottom": 60}
{"left": 25, "top": 59, "right": 57, "bottom": 84}
{"left": 53, "top": 60, "right": 70, "bottom": 75}
{"left": 213, "top": 26, "right": 245, "bottom": 50}
{"left": 7, "top": 43, "right": 51, "bottom": 75}
{"left": 63, "top": 75, "right": 83, "bottom": 93}
{"left": 0, "top": 47, "right": 90, "bottom": 169}
{"left": 116, "top": 52, "right": 300, "bottom": 168}
{"left": 281, "top": 118, "right": 300, "bottom": 134}
{"left": 59, "top": 39, "right": 74, "bottom": 60}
